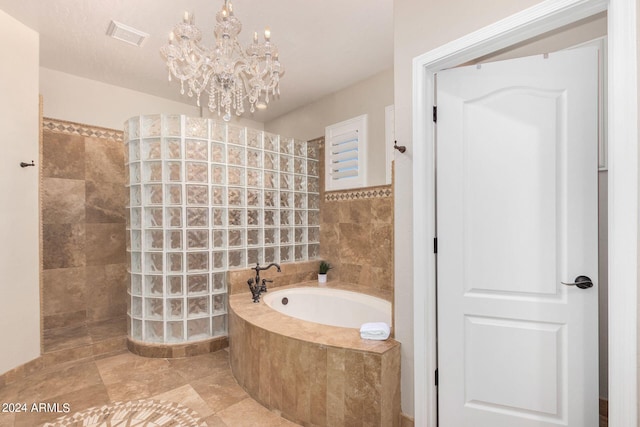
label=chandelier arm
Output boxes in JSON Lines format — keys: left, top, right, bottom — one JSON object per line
{"left": 164, "top": 44, "right": 209, "bottom": 83}
{"left": 181, "top": 43, "right": 208, "bottom": 70}
{"left": 188, "top": 67, "right": 213, "bottom": 97}
{"left": 166, "top": 62, "right": 198, "bottom": 84}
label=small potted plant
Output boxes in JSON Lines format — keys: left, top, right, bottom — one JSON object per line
{"left": 318, "top": 261, "right": 332, "bottom": 285}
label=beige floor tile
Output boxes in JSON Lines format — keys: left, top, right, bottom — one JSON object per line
{"left": 190, "top": 370, "right": 248, "bottom": 414}
{"left": 2, "top": 348, "right": 300, "bottom": 427}
{"left": 0, "top": 412, "right": 15, "bottom": 427}
{"left": 216, "top": 398, "right": 300, "bottom": 427}
{"left": 152, "top": 384, "right": 214, "bottom": 418}
{"left": 168, "top": 351, "right": 230, "bottom": 382}
{"left": 17, "top": 360, "right": 102, "bottom": 402}
{"left": 144, "top": 366, "right": 190, "bottom": 397}
{"left": 93, "top": 349, "right": 142, "bottom": 371}
{"left": 100, "top": 355, "right": 187, "bottom": 402}
{"left": 203, "top": 414, "right": 229, "bottom": 426}
{"left": 103, "top": 378, "right": 151, "bottom": 402}
{"left": 55, "top": 383, "right": 111, "bottom": 412}
{"left": 0, "top": 381, "right": 22, "bottom": 405}
{"left": 13, "top": 382, "right": 110, "bottom": 427}
{"left": 97, "top": 354, "right": 172, "bottom": 385}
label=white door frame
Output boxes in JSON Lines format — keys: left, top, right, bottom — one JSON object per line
{"left": 412, "top": 1, "right": 638, "bottom": 426}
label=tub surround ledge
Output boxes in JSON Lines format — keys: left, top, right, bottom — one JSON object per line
{"left": 231, "top": 281, "right": 394, "bottom": 352}
{"left": 229, "top": 281, "right": 401, "bottom": 426}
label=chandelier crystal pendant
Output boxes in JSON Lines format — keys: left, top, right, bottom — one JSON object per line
{"left": 160, "top": 1, "right": 283, "bottom": 121}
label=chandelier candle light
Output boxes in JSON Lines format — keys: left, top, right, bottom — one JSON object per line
{"left": 161, "top": 1, "right": 284, "bottom": 121}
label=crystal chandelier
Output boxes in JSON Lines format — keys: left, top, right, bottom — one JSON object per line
{"left": 160, "top": 1, "right": 283, "bottom": 121}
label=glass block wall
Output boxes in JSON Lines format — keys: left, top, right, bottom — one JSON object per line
{"left": 124, "top": 114, "right": 321, "bottom": 344}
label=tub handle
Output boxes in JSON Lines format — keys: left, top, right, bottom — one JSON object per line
{"left": 260, "top": 279, "right": 272, "bottom": 294}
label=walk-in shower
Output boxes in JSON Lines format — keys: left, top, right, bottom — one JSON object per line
{"left": 125, "top": 114, "right": 320, "bottom": 344}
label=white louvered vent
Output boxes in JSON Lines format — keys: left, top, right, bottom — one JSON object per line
{"left": 325, "top": 114, "right": 368, "bottom": 191}
{"left": 106, "top": 20, "right": 149, "bottom": 47}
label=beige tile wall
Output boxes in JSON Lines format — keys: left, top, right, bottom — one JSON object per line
{"left": 315, "top": 137, "right": 395, "bottom": 293}
{"left": 41, "top": 119, "right": 127, "bottom": 333}
{"left": 320, "top": 189, "right": 394, "bottom": 291}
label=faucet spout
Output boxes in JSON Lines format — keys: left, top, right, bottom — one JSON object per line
{"left": 247, "top": 262, "right": 281, "bottom": 302}
{"left": 254, "top": 262, "right": 281, "bottom": 273}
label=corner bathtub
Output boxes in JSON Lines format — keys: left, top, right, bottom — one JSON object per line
{"left": 262, "top": 287, "right": 392, "bottom": 328}
{"left": 229, "top": 282, "right": 401, "bottom": 427}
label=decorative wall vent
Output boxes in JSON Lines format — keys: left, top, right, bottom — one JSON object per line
{"left": 325, "top": 114, "right": 368, "bottom": 191}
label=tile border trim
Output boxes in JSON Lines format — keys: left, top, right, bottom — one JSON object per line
{"left": 43, "top": 117, "right": 124, "bottom": 142}
{"left": 325, "top": 185, "right": 393, "bottom": 202}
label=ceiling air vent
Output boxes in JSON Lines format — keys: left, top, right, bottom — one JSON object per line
{"left": 106, "top": 20, "right": 149, "bottom": 47}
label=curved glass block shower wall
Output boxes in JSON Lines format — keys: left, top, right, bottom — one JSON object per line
{"left": 125, "top": 115, "right": 321, "bottom": 344}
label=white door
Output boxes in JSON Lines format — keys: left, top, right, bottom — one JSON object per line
{"left": 436, "top": 47, "right": 599, "bottom": 427}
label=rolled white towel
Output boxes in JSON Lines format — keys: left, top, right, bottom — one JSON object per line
{"left": 360, "top": 322, "right": 390, "bottom": 341}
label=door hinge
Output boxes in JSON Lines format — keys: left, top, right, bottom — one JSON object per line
{"left": 433, "top": 106, "right": 437, "bottom": 122}
{"left": 435, "top": 369, "right": 439, "bottom": 386}
{"left": 433, "top": 238, "right": 438, "bottom": 254}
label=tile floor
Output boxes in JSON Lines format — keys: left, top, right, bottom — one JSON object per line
{"left": 0, "top": 350, "right": 300, "bottom": 427}
{"left": 42, "top": 317, "right": 127, "bottom": 354}
{"left": 4, "top": 314, "right": 611, "bottom": 427}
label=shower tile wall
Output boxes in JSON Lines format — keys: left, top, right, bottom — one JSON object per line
{"left": 39, "top": 123, "right": 391, "bottom": 353}
{"left": 41, "top": 119, "right": 127, "bottom": 352}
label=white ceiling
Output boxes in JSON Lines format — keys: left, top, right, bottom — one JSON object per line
{"left": 0, "top": 0, "right": 394, "bottom": 123}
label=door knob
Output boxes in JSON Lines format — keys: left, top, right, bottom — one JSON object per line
{"left": 561, "top": 275, "right": 594, "bottom": 289}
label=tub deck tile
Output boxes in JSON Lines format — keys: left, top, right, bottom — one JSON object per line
{"left": 229, "top": 282, "right": 400, "bottom": 427}
{"left": 326, "top": 347, "right": 346, "bottom": 427}
{"left": 309, "top": 345, "right": 328, "bottom": 426}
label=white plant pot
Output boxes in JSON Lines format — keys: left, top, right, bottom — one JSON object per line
{"left": 318, "top": 273, "right": 328, "bottom": 285}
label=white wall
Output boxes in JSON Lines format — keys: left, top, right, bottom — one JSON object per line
{"left": 40, "top": 68, "right": 200, "bottom": 131}
{"left": 265, "top": 69, "right": 394, "bottom": 187}
{"left": 0, "top": 9, "right": 41, "bottom": 374}
{"left": 40, "top": 68, "right": 266, "bottom": 132}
